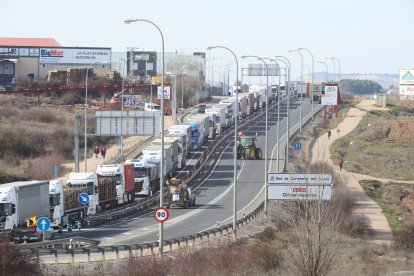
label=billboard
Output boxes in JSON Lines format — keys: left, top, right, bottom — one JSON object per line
{"left": 247, "top": 64, "right": 280, "bottom": 76}
{"left": 399, "top": 69, "right": 414, "bottom": 85}
{"left": 157, "top": 86, "right": 171, "bottom": 100}
{"left": 39, "top": 47, "right": 111, "bottom": 64}
{"left": 399, "top": 85, "right": 414, "bottom": 96}
{"left": 321, "top": 84, "right": 338, "bottom": 105}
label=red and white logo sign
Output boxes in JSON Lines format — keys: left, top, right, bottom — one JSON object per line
{"left": 154, "top": 207, "right": 169, "bottom": 223}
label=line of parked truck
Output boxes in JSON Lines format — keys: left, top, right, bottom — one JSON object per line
{"left": 0, "top": 88, "right": 274, "bottom": 242}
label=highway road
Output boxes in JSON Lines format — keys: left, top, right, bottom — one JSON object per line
{"left": 60, "top": 98, "right": 317, "bottom": 246}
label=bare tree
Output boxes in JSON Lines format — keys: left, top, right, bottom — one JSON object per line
{"left": 284, "top": 161, "right": 346, "bottom": 276}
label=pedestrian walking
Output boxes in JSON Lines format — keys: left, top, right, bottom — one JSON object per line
{"left": 328, "top": 130, "right": 332, "bottom": 140}
{"left": 339, "top": 159, "right": 343, "bottom": 171}
{"left": 101, "top": 146, "right": 107, "bottom": 159}
{"left": 94, "top": 146, "right": 100, "bottom": 159}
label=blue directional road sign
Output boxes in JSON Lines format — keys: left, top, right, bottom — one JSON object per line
{"left": 37, "top": 217, "right": 51, "bottom": 232}
{"left": 78, "top": 193, "right": 90, "bottom": 205}
{"left": 294, "top": 143, "right": 302, "bottom": 150}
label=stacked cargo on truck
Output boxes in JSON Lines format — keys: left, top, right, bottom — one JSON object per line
{"left": 96, "top": 164, "right": 135, "bottom": 206}
{"left": 66, "top": 172, "right": 100, "bottom": 215}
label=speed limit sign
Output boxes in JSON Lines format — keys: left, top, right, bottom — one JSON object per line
{"left": 154, "top": 207, "right": 169, "bottom": 223}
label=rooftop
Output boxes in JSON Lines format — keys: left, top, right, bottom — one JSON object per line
{"left": 0, "top": 37, "right": 60, "bottom": 47}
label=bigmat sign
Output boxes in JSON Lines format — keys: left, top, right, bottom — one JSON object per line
{"left": 39, "top": 47, "right": 111, "bottom": 64}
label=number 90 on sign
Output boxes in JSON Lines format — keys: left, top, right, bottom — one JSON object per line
{"left": 154, "top": 207, "right": 169, "bottom": 223}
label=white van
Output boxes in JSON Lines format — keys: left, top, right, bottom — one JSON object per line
{"left": 144, "top": 103, "right": 161, "bottom": 111}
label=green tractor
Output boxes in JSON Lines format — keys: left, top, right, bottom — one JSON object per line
{"left": 233, "top": 135, "right": 263, "bottom": 160}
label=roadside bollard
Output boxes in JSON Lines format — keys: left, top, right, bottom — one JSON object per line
{"left": 156, "top": 233, "right": 160, "bottom": 241}
{"left": 69, "top": 238, "right": 73, "bottom": 249}
{"left": 23, "top": 235, "right": 27, "bottom": 244}
{"left": 216, "top": 221, "right": 220, "bottom": 229}
{"left": 76, "top": 220, "right": 81, "bottom": 231}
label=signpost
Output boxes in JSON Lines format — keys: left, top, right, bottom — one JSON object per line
{"left": 37, "top": 217, "right": 51, "bottom": 232}
{"left": 267, "top": 173, "right": 333, "bottom": 201}
{"left": 78, "top": 193, "right": 90, "bottom": 205}
{"left": 268, "top": 185, "right": 332, "bottom": 200}
{"left": 154, "top": 207, "right": 169, "bottom": 223}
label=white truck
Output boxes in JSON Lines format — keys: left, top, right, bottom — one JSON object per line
{"left": 125, "top": 158, "right": 160, "bottom": 196}
{"left": 0, "top": 181, "right": 53, "bottom": 241}
{"left": 168, "top": 124, "right": 192, "bottom": 155}
{"left": 142, "top": 145, "right": 175, "bottom": 178}
{"left": 96, "top": 164, "right": 136, "bottom": 205}
{"left": 49, "top": 179, "right": 69, "bottom": 228}
{"left": 66, "top": 172, "right": 101, "bottom": 215}
{"left": 166, "top": 132, "right": 188, "bottom": 168}
{"left": 151, "top": 136, "right": 183, "bottom": 169}
{"left": 218, "top": 100, "right": 236, "bottom": 126}
{"left": 205, "top": 107, "right": 226, "bottom": 135}
{"left": 183, "top": 115, "right": 210, "bottom": 150}
{"left": 206, "top": 113, "right": 216, "bottom": 139}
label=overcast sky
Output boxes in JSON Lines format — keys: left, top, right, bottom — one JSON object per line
{"left": 1, "top": 0, "right": 412, "bottom": 80}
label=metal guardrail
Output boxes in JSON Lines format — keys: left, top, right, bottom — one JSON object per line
{"left": 20, "top": 100, "right": 321, "bottom": 263}
{"left": 23, "top": 202, "right": 265, "bottom": 264}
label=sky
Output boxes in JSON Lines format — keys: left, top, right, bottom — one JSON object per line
{"left": 1, "top": 0, "right": 413, "bottom": 81}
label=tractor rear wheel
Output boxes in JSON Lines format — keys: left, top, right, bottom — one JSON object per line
{"left": 246, "top": 146, "right": 255, "bottom": 160}
{"left": 255, "top": 148, "right": 263, "bottom": 159}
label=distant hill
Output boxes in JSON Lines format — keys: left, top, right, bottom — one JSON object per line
{"left": 301, "top": 73, "right": 398, "bottom": 89}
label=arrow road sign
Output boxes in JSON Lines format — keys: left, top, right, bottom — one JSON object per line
{"left": 36, "top": 217, "right": 51, "bottom": 232}
{"left": 154, "top": 207, "right": 169, "bottom": 223}
{"left": 78, "top": 193, "right": 90, "bottom": 205}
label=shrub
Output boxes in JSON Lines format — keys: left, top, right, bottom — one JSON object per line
{"left": 394, "top": 223, "right": 414, "bottom": 251}
{"left": 24, "top": 153, "right": 64, "bottom": 180}
{"left": 340, "top": 214, "right": 373, "bottom": 239}
{"left": 248, "top": 242, "right": 281, "bottom": 272}
{"left": 24, "top": 108, "right": 65, "bottom": 125}
{"left": 0, "top": 235, "right": 42, "bottom": 275}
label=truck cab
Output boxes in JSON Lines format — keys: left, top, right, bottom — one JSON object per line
{"left": 67, "top": 172, "right": 99, "bottom": 215}
{"left": 0, "top": 186, "right": 17, "bottom": 234}
{"left": 125, "top": 159, "right": 160, "bottom": 197}
{"left": 49, "top": 179, "right": 68, "bottom": 228}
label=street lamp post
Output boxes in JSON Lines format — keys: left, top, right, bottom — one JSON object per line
{"left": 298, "top": 48, "right": 315, "bottom": 119}
{"left": 263, "top": 58, "right": 281, "bottom": 173}
{"left": 316, "top": 61, "right": 329, "bottom": 82}
{"left": 242, "top": 55, "right": 269, "bottom": 214}
{"left": 124, "top": 18, "right": 165, "bottom": 256}
{"left": 275, "top": 56, "right": 291, "bottom": 172}
{"left": 289, "top": 49, "right": 304, "bottom": 133}
{"left": 331, "top": 57, "right": 341, "bottom": 81}
{"left": 325, "top": 57, "right": 336, "bottom": 82}
{"left": 207, "top": 45, "right": 238, "bottom": 236}
{"left": 84, "top": 61, "right": 105, "bottom": 172}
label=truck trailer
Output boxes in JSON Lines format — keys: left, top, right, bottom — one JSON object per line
{"left": 0, "top": 181, "right": 52, "bottom": 241}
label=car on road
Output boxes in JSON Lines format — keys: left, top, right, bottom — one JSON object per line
{"left": 197, "top": 104, "right": 207, "bottom": 114}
